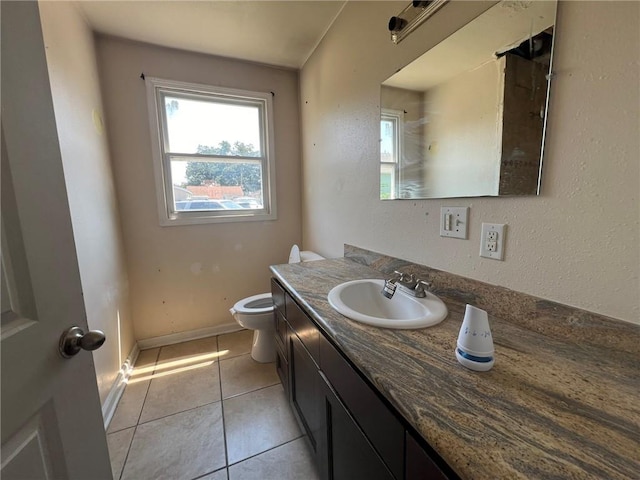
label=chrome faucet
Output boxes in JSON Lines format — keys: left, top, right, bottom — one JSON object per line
{"left": 382, "top": 271, "right": 431, "bottom": 299}
{"left": 410, "top": 279, "right": 432, "bottom": 298}
{"left": 381, "top": 271, "right": 403, "bottom": 299}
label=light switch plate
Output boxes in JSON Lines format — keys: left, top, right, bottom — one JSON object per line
{"left": 480, "top": 223, "right": 506, "bottom": 260}
{"left": 440, "top": 207, "right": 469, "bottom": 239}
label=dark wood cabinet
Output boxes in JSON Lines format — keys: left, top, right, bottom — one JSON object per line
{"left": 405, "top": 432, "right": 448, "bottom": 480}
{"left": 272, "top": 279, "right": 290, "bottom": 398}
{"left": 275, "top": 336, "right": 289, "bottom": 397}
{"left": 289, "top": 332, "right": 323, "bottom": 456}
{"left": 271, "top": 278, "right": 454, "bottom": 480}
{"left": 285, "top": 293, "right": 320, "bottom": 365}
{"left": 271, "top": 278, "right": 286, "bottom": 318}
{"left": 320, "top": 371, "right": 395, "bottom": 480}
{"left": 320, "top": 335, "right": 405, "bottom": 479}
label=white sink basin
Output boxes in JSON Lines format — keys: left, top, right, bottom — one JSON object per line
{"left": 327, "top": 279, "right": 447, "bottom": 329}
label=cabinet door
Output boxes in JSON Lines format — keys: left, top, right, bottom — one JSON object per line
{"left": 320, "top": 336, "right": 404, "bottom": 478}
{"left": 319, "top": 372, "right": 395, "bottom": 480}
{"left": 290, "top": 333, "right": 323, "bottom": 456}
{"left": 275, "top": 339, "right": 289, "bottom": 398}
{"left": 405, "top": 432, "right": 448, "bottom": 480}
{"left": 274, "top": 309, "right": 288, "bottom": 357}
{"left": 286, "top": 293, "right": 320, "bottom": 364}
{"left": 271, "top": 278, "right": 286, "bottom": 318}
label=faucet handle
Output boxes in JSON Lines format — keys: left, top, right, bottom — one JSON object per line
{"left": 393, "top": 270, "right": 415, "bottom": 282}
{"left": 414, "top": 279, "right": 432, "bottom": 297}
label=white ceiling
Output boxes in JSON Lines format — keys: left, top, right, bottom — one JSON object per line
{"left": 76, "top": 1, "right": 347, "bottom": 69}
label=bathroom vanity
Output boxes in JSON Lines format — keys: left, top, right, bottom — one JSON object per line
{"left": 272, "top": 277, "right": 448, "bottom": 480}
{"left": 270, "top": 250, "right": 639, "bottom": 480}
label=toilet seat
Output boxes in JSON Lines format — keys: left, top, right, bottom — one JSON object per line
{"left": 231, "top": 292, "right": 273, "bottom": 315}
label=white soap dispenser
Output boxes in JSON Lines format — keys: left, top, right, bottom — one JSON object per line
{"left": 455, "top": 304, "right": 495, "bottom": 372}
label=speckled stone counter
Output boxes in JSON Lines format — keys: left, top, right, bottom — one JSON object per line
{"left": 270, "top": 255, "right": 640, "bottom": 480}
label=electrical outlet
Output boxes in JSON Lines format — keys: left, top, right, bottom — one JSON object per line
{"left": 480, "top": 223, "right": 506, "bottom": 260}
{"left": 440, "top": 207, "right": 469, "bottom": 239}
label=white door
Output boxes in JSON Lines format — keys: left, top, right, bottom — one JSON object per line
{"left": 1, "top": 2, "right": 112, "bottom": 478}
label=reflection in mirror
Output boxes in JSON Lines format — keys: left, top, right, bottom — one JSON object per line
{"left": 380, "top": 0, "right": 557, "bottom": 200}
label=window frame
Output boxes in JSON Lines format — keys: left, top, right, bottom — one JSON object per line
{"left": 145, "top": 77, "right": 277, "bottom": 226}
{"left": 380, "top": 108, "right": 404, "bottom": 200}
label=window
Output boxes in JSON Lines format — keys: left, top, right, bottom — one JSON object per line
{"left": 146, "top": 78, "right": 277, "bottom": 225}
{"left": 380, "top": 109, "right": 403, "bottom": 200}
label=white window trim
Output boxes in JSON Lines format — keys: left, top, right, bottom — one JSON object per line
{"left": 145, "top": 77, "right": 277, "bottom": 226}
{"left": 381, "top": 108, "right": 404, "bottom": 200}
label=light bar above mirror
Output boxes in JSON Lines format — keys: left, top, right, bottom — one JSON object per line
{"left": 388, "top": 0, "right": 449, "bottom": 44}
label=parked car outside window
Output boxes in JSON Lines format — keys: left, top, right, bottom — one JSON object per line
{"left": 175, "top": 200, "right": 243, "bottom": 211}
{"left": 233, "top": 197, "right": 262, "bottom": 209}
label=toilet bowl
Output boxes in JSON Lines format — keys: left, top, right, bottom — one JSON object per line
{"left": 230, "top": 293, "right": 276, "bottom": 363}
{"left": 230, "top": 245, "right": 323, "bottom": 363}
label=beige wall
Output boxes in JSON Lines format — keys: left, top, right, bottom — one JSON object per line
{"left": 301, "top": 1, "right": 639, "bottom": 324}
{"left": 96, "top": 37, "right": 302, "bottom": 341}
{"left": 422, "top": 57, "right": 504, "bottom": 197}
{"left": 39, "top": 2, "right": 135, "bottom": 404}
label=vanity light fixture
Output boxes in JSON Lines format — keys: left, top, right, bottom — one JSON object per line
{"left": 389, "top": 0, "right": 449, "bottom": 44}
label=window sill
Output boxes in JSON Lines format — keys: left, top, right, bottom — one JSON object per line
{"left": 159, "top": 210, "right": 277, "bottom": 226}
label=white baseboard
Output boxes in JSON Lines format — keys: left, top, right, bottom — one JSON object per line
{"left": 102, "top": 343, "right": 140, "bottom": 430}
{"left": 136, "top": 322, "right": 242, "bottom": 351}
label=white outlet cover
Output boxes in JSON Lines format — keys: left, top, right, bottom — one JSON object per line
{"left": 480, "top": 223, "right": 506, "bottom": 260}
{"left": 440, "top": 207, "right": 469, "bottom": 239}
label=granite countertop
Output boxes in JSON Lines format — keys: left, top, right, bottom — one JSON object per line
{"left": 270, "top": 257, "right": 640, "bottom": 480}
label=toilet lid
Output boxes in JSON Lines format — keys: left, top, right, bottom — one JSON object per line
{"left": 232, "top": 292, "right": 273, "bottom": 314}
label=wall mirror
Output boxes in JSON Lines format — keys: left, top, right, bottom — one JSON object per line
{"left": 380, "top": 0, "right": 556, "bottom": 200}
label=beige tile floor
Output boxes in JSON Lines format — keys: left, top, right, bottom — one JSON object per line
{"left": 106, "top": 330, "right": 320, "bottom": 480}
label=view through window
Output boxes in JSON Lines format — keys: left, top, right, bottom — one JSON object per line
{"left": 147, "top": 78, "right": 276, "bottom": 225}
{"left": 380, "top": 110, "right": 402, "bottom": 199}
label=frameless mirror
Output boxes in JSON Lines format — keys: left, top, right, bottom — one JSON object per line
{"left": 380, "top": 0, "right": 556, "bottom": 199}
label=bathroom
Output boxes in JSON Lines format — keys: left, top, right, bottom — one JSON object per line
{"left": 1, "top": 1, "right": 638, "bottom": 479}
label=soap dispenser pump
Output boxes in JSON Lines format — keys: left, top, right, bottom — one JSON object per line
{"left": 455, "top": 305, "right": 494, "bottom": 372}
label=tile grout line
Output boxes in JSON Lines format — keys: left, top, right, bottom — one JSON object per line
{"left": 190, "top": 465, "right": 228, "bottom": 480}
{"left": 226, "top": 434, "right": 305, "bottom": 469}
{"left": 125, "top": 380, "right": 280, "bottom": 431}
{"left": 134, "top": 347, "right": 161, "bottom": 425}
{"left": 117, "top": 350, "right": 276, "bottom": 428}
{"left": 117, "top": 347, "right": 161, "bottom": 480}
{"left": 186, "top": 336, "right": 229, "bottom": 480}
{"left": 108, "top": 376, "right": 279, "bottom": 433}
{"left": 135, "top": 398, "right": 224, "bottom": 426}
{"left": 221, "top": 380, "right": 280, "bottom": 402}
{"left": 111, "top": 334, "right": 273, "bottom": 480}
{"left": 217, "top": 335, "right": 231, "bottom": 480}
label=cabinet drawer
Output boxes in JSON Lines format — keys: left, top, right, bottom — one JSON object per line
{"left": 320, "top": 335, "right": 404, "bottom": 479}
{"left": 285, "top": 294, "right": 320, "bottom": 365}
{"left": 271, "top": 278, "right": 286, "bottom": 318}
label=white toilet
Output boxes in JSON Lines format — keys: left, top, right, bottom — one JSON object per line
{"left": 230, "top": 293, "right": 276, "bottom": 363}
{"left": 230, "top": 245, "right": 324, "bottom": 363}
